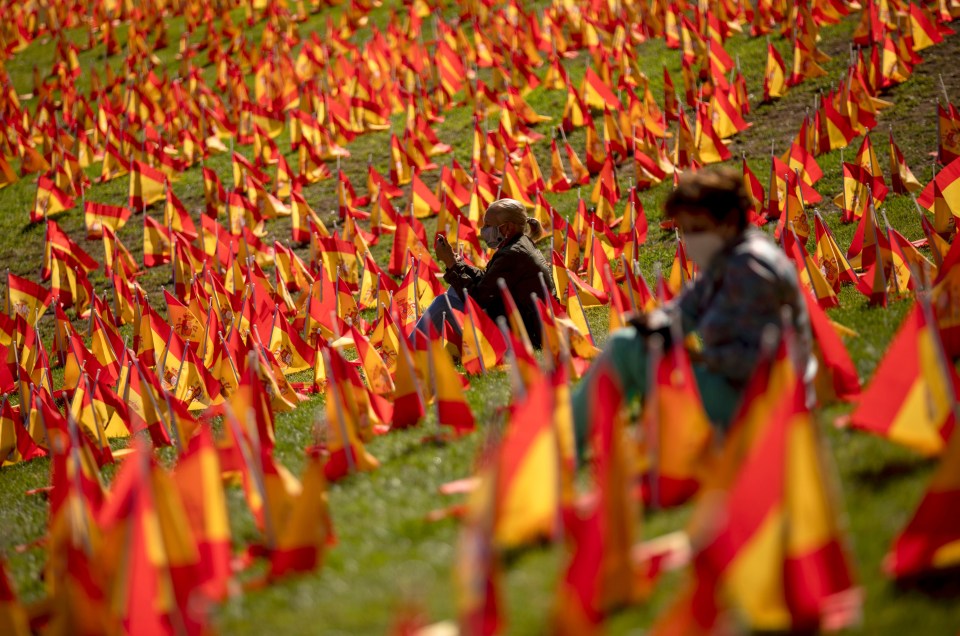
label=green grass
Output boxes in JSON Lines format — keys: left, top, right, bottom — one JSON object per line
{"left": 0, "top": 1, "right": 960, "bottom": 634}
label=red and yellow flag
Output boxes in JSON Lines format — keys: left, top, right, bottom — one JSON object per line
{"left": 849, "top": 304, "right": 958, "bottom": 455}
{"left": 885, "top": 423, "right": 960, "bottom": 578}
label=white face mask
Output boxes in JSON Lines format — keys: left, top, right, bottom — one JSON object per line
{"left": 683, "top": 231, "right": 726, "bottom": 268}
{"left": 480, "top": 224, "right": 504, "bottom": 248}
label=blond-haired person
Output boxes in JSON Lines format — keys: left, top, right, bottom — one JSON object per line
{"left": 416, "top": 199, "right": 557, "bottom": 348}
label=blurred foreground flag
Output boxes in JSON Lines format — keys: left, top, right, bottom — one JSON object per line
{"left": 654, "top": 377, "right": 860, "bottom": 634}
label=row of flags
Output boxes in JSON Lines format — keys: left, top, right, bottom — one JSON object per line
{"left": 448, "top": 275, "right": 959, "bottom": 633}
{"left": 0, "top": 0, "right": 959, "bottom": 633}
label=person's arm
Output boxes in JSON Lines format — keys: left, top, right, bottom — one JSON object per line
{"left": 445, "top": 249, "right": 520, "bottom": 309}
{"left": 442, "top": 260, "right": 485, "bottom": 297}
{"left": 662, "top": 278, "right": 707, "bottom": 336}
{"left": 571, "top": 326, "right": 650, "bottom": 459}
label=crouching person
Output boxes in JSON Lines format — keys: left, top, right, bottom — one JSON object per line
{"left": 571, "top": 167, "right": 814, "bottom": 454}
{"left": 416, "top": 198, "right": 557, "bottom": 349}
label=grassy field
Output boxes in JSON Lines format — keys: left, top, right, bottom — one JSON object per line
{"left": 1, "top": 1, "right": 960, "bottom": 634}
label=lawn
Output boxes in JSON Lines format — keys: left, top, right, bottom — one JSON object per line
{"left": 0, "top": 0, "right": 959, "bottom": 634}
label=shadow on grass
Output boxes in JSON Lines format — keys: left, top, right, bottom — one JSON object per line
{"left": 893, "top": 567, "right": 960, "bottom": 601}
{"left": 847, "top": 456, "right": 931, "bottom": 487}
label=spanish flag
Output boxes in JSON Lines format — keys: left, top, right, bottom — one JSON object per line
{"left": 660, "top": 377, "right": 858, "bottom": 633}
{"left": 97, "top": 443, "right": 204, "bottom": 635}
{"left": 583, "top": 67, "right": 620, "bottom": 111}
{"left": 31, "top": 175, "right": 75, "bottom": 224}
{"left": 0, "top": 558, "right": 29, "bottom": 636}
{"left": 556, "top": 362, "right": 645, "bottom": 631}
{"left": 491, "top": 371, "right": 564, "bottom": 548}
{"left": 390, "top": 308, "right": 426, "bottom": 429}
{"left": 814, "top": 213, "right": 860, "bottom": 292}
{"left": 0, "top": 401, "right": 45, "bottom": 467}
{"left": 268, "top": 314, "right": 315, "bottom": 375}
{"left": 938, "top": 102, "right": 960, "bottom": 165}
{"left": 143, "top": 215, "right": 172, "bottom": 268}
{"left": 128, "top": 159, "right": 166, "bottom": 211}
{"left": 803, "top": 286, "right": 861, "bottom": 404}
{"left": 172, "top": 426, "right": 232, "bottom": 601}
{"left": 546, "top": 139, "right": 572, "bottom": 193}
{"left": 68, "top": 380, "right": 116, "bottom": 463}
{"left": 0, "top": 155, "right": 17, "bottom": 191}
{"left": 849, "top": 304, "right": 958, "bottom": 456}
{"left": 322, "top": 348, "right": 379, "bottom": 481}
{"left": 269, "top": 449, "right": 334, "bottom": 580}
{"left": 7, "top": 273, "right": 52, "bottom": 325}
{"left": 885, "top": 424, "right": 960, "bottom": 578}
{"left": 461, "top": 293, "right": 506, "bottom": 375}
{"left": 816, "top": 95, "right": 857, "bottom": 153}
{"left": 762, "top": 41, "right": 787, "bottom": 102}
{"left": 428, "top": 331, "right": 475, "bottom": 436}
{"left": 349, "top": 324, "right": 395, "bottom": 395}
{"left": 83, "top": 201, "right": 131, "bottom": 239}
{"left": 42, "top": 432, "right": 109, "bottom": 634}
{"left": 918, "top": 156, "right": 960, "bottom": 211}
{"left": 411, "top": 172, "right": 441, "bottom": 218}
{"left": 641, "top": 342, "right": 713, "bottom": 508}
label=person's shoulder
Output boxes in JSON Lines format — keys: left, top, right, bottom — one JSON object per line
{"left": 727, "top": 229, "right": 792, "bottom": 280}
{"left": 505, "top": 234, "right": 539, "bottom": 257}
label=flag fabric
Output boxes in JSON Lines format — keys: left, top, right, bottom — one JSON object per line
{"left": 660, "top": 376, "right": 858, "bottom": 633}
{"left": 641, "top": 342, "right": 713, "bottom": 508}
{"left": 411, "top": 172, "right": 442, "bottom": 218}
{"left": 143, "top": 215, "right": 172, "bottom": 267}
{"left": 0, "top": 558, "right": 29, "bottom": 636}
{"left": 322, "top": 348, "right": 379, "bottom": 482}
{"left": 938, "top": 102, "right": 960, "bottom": 165}
{"left": 128, "top": 159, "right": 167, "bottom": 211}
{"left": 461, "top": 294, "right": 507, "bottom": 375}
{"left": 917, "top": 155, "right": 960, "bottom": 211}
{"left": 8, "top": 273, "right": 53, "bottom": 325}
{"left": 349, "top": 325, "right": 395, "bottom": 395}
{"left": 885, "top": 423, "right": 960, "bottom": 578}
{"left": 763, "top": 41, "right": 787, "bottom": 102}
{"left": 888, "top": 130, "right": 922, "bottom": 194}
{"left": 389, "top": 310, "right": 426, "bottom": 429}
{"left": 834, "top": 162, "right": 888, "bottom": 223}
{"left": 268, "top": 450, "right": 334, "bottom": 580}
{"left": 583, "top": 68, "right": 620, "bottom": 111}
{"left": 556, "top": 359, "right": 645, "bottom": 629}
{"left": 814, "top": 213, "right": 860, "bottom": 292}
{"left": 803, "top": 287, "right": 861, "bottom": 403}
{"left": 31, "top": 175, "right": 75, "bottom": 223}
{"left": 428, "top": 333, "right": 476, "bottom": 436}
{"left": 84, "top": 201, "right": 132, "bottom": 239}
{"left": 487, "top": 370, "right": 564, "bottom": 548}
{"left": 97, "top": 442, "right": 205, "bottom": 635}
{"left": 456, "top": 461, "right": 504, "bottom": 636}
{"left": 50, "top": 224, "right": 94, "bottom": 284}
{"left": 848, "top": 304, "right": 958, "bottom": 455}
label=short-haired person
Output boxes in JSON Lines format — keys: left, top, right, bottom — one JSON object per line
{"left": 417, "top": 199, "right": 558, "bottom": 348}
{"left": 571, "top": 166, "right": 814, "bottom": 452}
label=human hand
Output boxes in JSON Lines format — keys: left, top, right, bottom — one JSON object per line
{"left": 435, "top": 234, "right": 456, "bottom": 268}
{"left": 641, "top": 308, "right": 671, "bottom": 332}
{"left": 627, "top": 308, "right": 674, "bottom": 349}
{"left": 686, "top": 345, "right": 704, "bottom": 363}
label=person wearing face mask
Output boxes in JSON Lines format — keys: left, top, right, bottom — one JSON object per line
{"left": 415, "top": 198, "right": 558, "bottom": 349}
{"left": 570, "top": 166, "right": 813, "bottom": 453}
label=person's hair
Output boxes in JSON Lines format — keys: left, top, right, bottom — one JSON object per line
{"left": 664, "top": 166, "right": 751, "bottom": 231}
{"left": 487, "top": 198, "right": 545, "bottom": 241}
